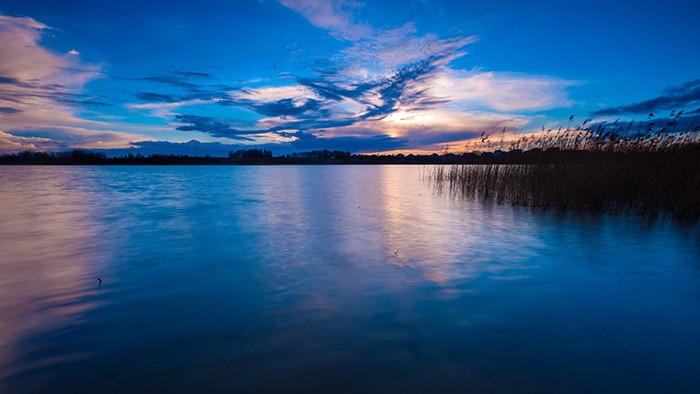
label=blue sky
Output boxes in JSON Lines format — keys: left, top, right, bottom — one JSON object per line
{"left": 0, "top": 0, "right": 698, "bottom": 154}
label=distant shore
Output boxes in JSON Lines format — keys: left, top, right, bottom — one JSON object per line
{"left": 2, "top": 145, "right": 698, "bottom": 166}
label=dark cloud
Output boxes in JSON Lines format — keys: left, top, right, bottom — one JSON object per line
{"left": 211, "top": 52, "right": 449, "bottom": 136}
{"left": 592, "top": 80, "right": 700, "bottom": 116}
{"left": 120, "top": 70, "right": 226, "bottom": 96}
{"left": 293, "top": 56, "right": 443, "bottom": 127}
{"left": 101, "top": 140, "right": 258, "bottom": 157}
{"left": 362, "top": 58, "right": 439, "bottom": 120}
{"left": 0, "top": 76, "right": 20, "bottom": 84}
{"left": 184, "top": 84, "right": 236, "bottom": 101}
{"left": 219, "top": 55, "right": 447, "bottom": 137}
{"left": 131, "top": 54, "right": 452, "bottom": 149}
{"left": 135, "top": 92, "right": 179, "bottom": 102}
{"left": 97, "top": 139, "right": 311, "bottom": 157}
{"left": 0, "top": 75, "right": 71, "bottom": 91}
{"left": 218, "top": 95, "right": 326, "bottom": 118}
{"left": 267, "top": 118, "right": 356, "bottom": 133}
{"left": 128, "top": 45, "right": 483, "bottom": 154}
{"left": 594, "top": 115, "right": 699, "bottom": 133}
{"left": 33, "top": 90, "right": 113, "bottom": 108}
{"left": 0, "top": 85, "right": 111, "bottom": 108}
{"left": 0, "top": 107, "right": 22, "bottom": 114}
{"left": 78, "top": 100, "right": 112, "bottom": 107}
{"left": 173, "top": 71, "right": 212, "bottom": 79}
{"left": 253, "top": 98, "right": 323, "bottom": 117}
{"left": 120, "top": 70, "right": 237, "bottom": 104}
{"left": 41, "top": 83, "right": 65, "bottom": 91}
{"left": 137, "top": 74, "right": 200, "bottom": 89}
{"left": 54, "top": 96, "right": 112, "bottom": 107}
{"left": 174, "top": 114, "right": 264, "bottom": 140}
{"left": 0, "top": 75, "right": 40, "bottom": 89}
{"left": 95, "top": 133, "right": 405, "bottom": 156}
{"left": 297, "top": 76, "right": 380, "bottom": 102}
{"left": 288, "top": 132, "right": 406, "bottom": 152}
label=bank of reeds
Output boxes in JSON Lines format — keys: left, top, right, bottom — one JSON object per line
{"left": 432, "top": 118, "right": 700, "bottom": 224}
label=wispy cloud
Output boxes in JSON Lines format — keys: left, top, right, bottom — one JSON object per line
{"left": 429, "top": 70, "right": 575, "bottom": 112}
{"left": 174, "top": 114, "right": 266, "bottom": 140}
{"left": 0, "top": 14, "right": 148, "bottom": 152}
{"left": 277, "top": 0, "right": 369, "bottom": 41}
{"left": 0, "top": 129, "right": 59, "bottom": 152}
{"left": 120, "top": 1, "right": 577, "bottom": 153}
{"left": 592, "top": 80, "right": 700, "bottom": 116}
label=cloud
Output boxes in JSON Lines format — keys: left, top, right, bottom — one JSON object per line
{"left": 0, "top": 13, "right": 146, "bottom": 152}
{"left": 222, "top": 55, "right": 458, "bottom": 137}
{"left": 98, "top": 139, "right": 300, "bottom": 157}
{"left": 0, "top": 16, "right": 100, "bottom": 88}
{"left": 100, "top": 139, "right": 252, "bottom": 157}
{"left": 128, "top": 70, "right": 224, "bottom": 96}
{"left": 174, "top": 114, "right": 266, "bottom": 140}
{"left": 206, "top": 51, "right": 555, "bottom": 149}
{"left": 0, "top": 125, "right": 153, "bottom": 153}
{"left": 257, "top": 98, "right": 323, "bottom": 117}
{"left": 127, "top": 98, "right": 218, "bottom": 119}
{"left": 7, "top": 126, "right": 151, "bottom": 149}
{"left": 277, "top": 0, "right": 368, "bottom": 41}
{"left": 0, "top": 107, "right": 21, "bottom": 114}
{"left": 314, "top": 109, "right": 529, "bottom": 151}
{"left": 287, "top": 131, "right": 406, "bottom": 152}
{"left": 1, "top": 3, "right": 580, "bottom": 155}
{"left": 95, "top": 133, "right": 406, "bottom": 156}
{"left": 278, "top": 0, "right": 476, "bottom": 74}
{"left": 594, "top": 115, "right": 699, "bottom": 134}
{"left": 124, "top": 70, "right": 239, "bottom": 118}
{"left": 218, "top": 0, "right": 568, "bottom": 152}
{"left": 429, "top": 70, "right": 575, "bottom": 112}
{"left": 134, "top": 92, "right": 179, "bottom": 102}
{"left": 120, "top": 2, "right": 575, "bottom": 154}
{"left": 592, "top": 79, "right": 700, "bottom": 116}
{"left": 0, "top": 130, "right": 61, "bottom": 152}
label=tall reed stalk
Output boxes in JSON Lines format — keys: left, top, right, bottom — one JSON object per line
{"left": 432, "top": 119, "right": 700, "bottom": 224}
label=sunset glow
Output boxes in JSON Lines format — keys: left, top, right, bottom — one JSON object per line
{"left": 1, "top": 1, "right": 698, "bottom": 155}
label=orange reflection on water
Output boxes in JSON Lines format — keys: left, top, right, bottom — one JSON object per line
{"left": 374, "top": 165, "right": 538, "bottom": 285}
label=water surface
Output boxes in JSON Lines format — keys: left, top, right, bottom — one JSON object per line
{"left": 1, "top": 165, "right": 698, "bottom": 393}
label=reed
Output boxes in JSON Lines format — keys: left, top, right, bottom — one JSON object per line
{"left": 431, "top": 117, "right": 700, "bottom": 224}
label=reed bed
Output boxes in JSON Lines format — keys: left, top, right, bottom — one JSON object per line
{"left": 431, "top": 119, "right": 700, "bottom": 224}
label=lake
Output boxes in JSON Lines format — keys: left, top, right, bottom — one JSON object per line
{"left": 1, "top": 165, "right": 698, "bottom": 393}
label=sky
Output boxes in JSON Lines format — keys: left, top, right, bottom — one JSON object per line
{"left": 0, "top": 0, "right": 698, "bottom": 155}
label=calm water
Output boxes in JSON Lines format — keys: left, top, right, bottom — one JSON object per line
{"left": 0, "top": 165, "right": 698, "bottom": 393}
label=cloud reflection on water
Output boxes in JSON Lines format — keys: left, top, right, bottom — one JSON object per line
{"left": 0, "top": 167, "right": 113, "bottom": 378}
{"left": 0, "top": 165, "right": 698, "bottom": 392}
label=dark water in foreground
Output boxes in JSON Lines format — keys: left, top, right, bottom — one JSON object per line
{"left": 0, "top": 165, "right": 698, "bottom": 393}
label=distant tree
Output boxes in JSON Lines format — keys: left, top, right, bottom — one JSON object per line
{"left": 229, "top": 149, "right": 273, "bottom": 159}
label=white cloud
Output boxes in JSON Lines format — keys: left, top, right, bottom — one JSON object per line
{"left": 263, "top": 1, "right": 577, "bottom": 152}
{"left": 232, "top": 85, "right": 321, "bottom": 103}
{"left": 116, "top": 1, "right": 576, "bottom": 153}
{"left": 0, "top": 16, "right": 100, "bottom": 88}
{"left": 429, "top": 70, "right": 576, "bottom": 112}
{"left": 277, "top": 0, "right": 368, "bottom": 41}
{"left": 0, "top": 130, "right": 58, "bottom": 152}
{"left": 0, "top": 14, "right": 145, "bottom": 152}
{"left": 126, "top": 99, "right": 218, "bottom": 119}
{"left": 278, "top": 0, "right": 476, "bottom": 77}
